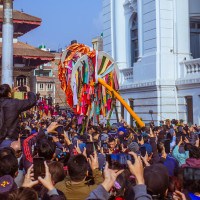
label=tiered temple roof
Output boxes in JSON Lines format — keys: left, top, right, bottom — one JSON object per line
{"left": 0, "top": 8, "right": 54, "bottom": 66}
{"left": 0, "top": 8, "right": 42, "bottom": 37}
{"left": 0, "top": 41, "right": 54, "bottom": 66}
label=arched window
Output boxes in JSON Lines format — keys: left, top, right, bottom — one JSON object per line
{"left": 16, "top": 75, "right": 27, "bottom": 87}
{"left": 131, "top": 14, "right": 139, "bottom": 65}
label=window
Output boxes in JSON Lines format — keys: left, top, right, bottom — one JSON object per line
{"left": 131, "top": 14, "right": 139, "bottom": 65}
{"left": 47, "top": 83, "right": 52, "bottom": 91}
{"left": 39, "top": 83, "right": 44, "bottom": 91}
{"left": 35, "top": 70, "right": 51, "bottom": 77}
{"left": 16, "top": 75, "right": 26, "bottom": 86}
{"left": 190, "top": 18, "right": 200, "bottom": 59}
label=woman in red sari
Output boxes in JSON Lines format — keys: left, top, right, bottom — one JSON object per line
{"left": 44, "top": 104, "right": 49, "bottom": 116}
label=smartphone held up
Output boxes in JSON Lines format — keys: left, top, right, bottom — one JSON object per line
{"left": 106, "top": 153, "right": 134, "bottom": 170}
{"left": 86, "top": 142, "right": 98, "bottom": 157}
{"left": 33, "top": 157, "right": 45, "bottom": 180}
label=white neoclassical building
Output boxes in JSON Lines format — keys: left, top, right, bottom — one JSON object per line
{"left": 103, "top": 0, "right": 200, "bottom": 126}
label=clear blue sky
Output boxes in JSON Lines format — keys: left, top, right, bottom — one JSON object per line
{"left": 14, "top": 0, "right": 103, "bottom": 50}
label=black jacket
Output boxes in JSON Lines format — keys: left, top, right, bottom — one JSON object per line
{"left": 0, "top": 92, "right": 36, "bottom": 143}
{"left": 48, "top": 97, "right": 53, "bottom": 104}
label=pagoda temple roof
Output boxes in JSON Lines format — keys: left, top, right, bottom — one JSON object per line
{"left": 0, "top": 8, "right": 41, "bottom": 23}
{"left": 0, "top": 41, "right": 55, "bottom": 66}
{"left": 0, "top": 8, "right": 42, "bottom": 37}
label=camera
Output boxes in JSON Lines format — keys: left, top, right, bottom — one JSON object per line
{"left": 19, "top": 86, "right": 27, "bottom": 92}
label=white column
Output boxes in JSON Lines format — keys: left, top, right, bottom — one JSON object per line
{"left": 111, "top": 0, "right": 115, "bottom": 59}
{"left": 137, "top": 0, "right": 143, "bottom": 58}
{"left": 114, "top": 0, "right": 127, "bottom": 69}
{"left": 176, "top": 0, "right": 190, "bottom": 59}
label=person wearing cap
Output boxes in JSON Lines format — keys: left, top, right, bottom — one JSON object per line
{"left": 111, "top": 124, "right": 119, "bottom": 132}
{"left": 0, "top": 175, "right": 18, "bottom": 199}
{"left": 128, "top": 142, "right": 140, "bottom": 154}
{"left": 108, "top": 124, "right": 118, "bottom": 137}
{"left": 117, "top": 127, "right": 127, "bottom": 142}
{"left": 100, "top": 133, "right": 109, "bottom": 143}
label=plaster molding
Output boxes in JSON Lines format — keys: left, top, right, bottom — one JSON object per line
{"left": 176, "top": 78, "right": 200, "bottom": 89}
{"left": 123, "top": 0, "right": 137, "bottom": 14}
{"left": 120, "top": 79, "right": 177, "bottom": 90}
{"left": 120, "top": 80, "right": 157, "bottom": 90}
{"left": 120, "top": 67, "right": 133, "bottom": 72}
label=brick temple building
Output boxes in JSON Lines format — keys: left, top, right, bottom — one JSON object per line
{"left": 0, "top": 6, "right": 55, "bottom": 91}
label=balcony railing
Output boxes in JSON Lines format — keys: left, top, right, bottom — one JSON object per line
{"left": 180, "top": 58, "right": 200, "bottom": 78}
{"left": 120, "top": 67, "right": 133, "bottom": 84}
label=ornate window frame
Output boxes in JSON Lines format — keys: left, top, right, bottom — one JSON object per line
{"left": 124, "top": 0, "right": 139, "bottom": 67}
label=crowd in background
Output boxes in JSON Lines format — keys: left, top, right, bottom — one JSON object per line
{"left": 0, "top": 84, "right": 200, "bottom": 200}
{"left": 35, "top": 92, "right": 60, "bottom": 117}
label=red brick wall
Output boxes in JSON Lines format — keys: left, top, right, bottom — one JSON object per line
{"left": 35, "top": 53, "right": 67, "bottom": 108}
{"left": 51, "top": 53, "right": 67, "bottom": 107}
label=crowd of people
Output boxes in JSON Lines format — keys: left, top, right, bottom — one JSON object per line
{"left": 0, "top": 83, "right": 200, "bottom": 200}
{"left": 35, "top": 92, "right": 60, "bottom": 117}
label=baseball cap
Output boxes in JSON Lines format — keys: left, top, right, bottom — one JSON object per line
{"left": 141, "top": 132, "right": 148, "bottom": 137}
{"left": 128, "top": 142, "right": 139, "bottom": 153}
{"left": 118, "top": 127, "right": 126, "bottom": 133}
{"left": 100, "top": 133, "right": 109, "bottom": 142}
{"left": 111, "top": 124, "right": 119, "bottom": 130}
{"left": 0, "top": 175, "right": 17, "bottom": 196}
